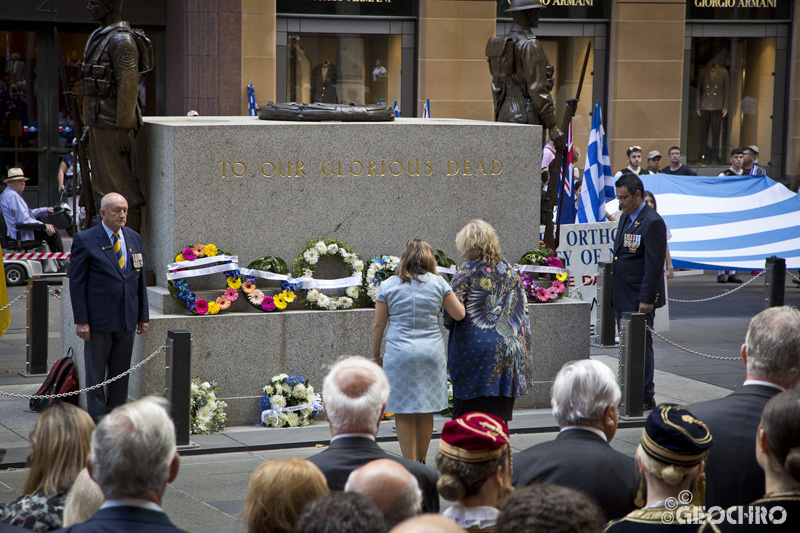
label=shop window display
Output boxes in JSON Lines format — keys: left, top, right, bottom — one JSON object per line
{"left": 286, "top": 34, "right": 401, "bottom": 107}
{"left": 687, "top": 37, "right": 776, "bottom": 167}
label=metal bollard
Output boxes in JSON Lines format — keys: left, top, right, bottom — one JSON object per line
{"left": 595, "top": 262, "right": 616, "bottom": 346}
{"left": 22, "top": 278, "right": 49, "bottom": 377}
{"left": 764, "top": 256, "right": 785, "bottom": 308}
{"left": 165, "top": 330, "right": 191, "bottom": 446}
{"left": 619, "top": 312, "right": 646, "bottom": 420}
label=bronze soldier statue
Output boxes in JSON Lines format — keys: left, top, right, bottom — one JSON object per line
{"left": 81, "top": 0, "right": 152, "bottom": 232}
{"left": 486, "top": 0, "right": 564, "bottom": 151}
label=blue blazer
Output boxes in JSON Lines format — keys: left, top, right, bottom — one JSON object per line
{"left": 69, "top": 224, "right": 149, "bottom": 332}
{"left": 54, "top": 506, "right": 187, "bottom": 533}
{"left": 611, "top": 204, "right": 667, "bottom": 312}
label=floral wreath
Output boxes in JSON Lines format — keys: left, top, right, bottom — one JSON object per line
{"left": 519, "top": 241, "right": 568, "bottom": 303}
{"left": 242, "top": 255, "right": 298, "bottom": 312}
{"left": 293, "top": 238, "right": 363, "bottom": 310}
{"left": 260, "top": 374, "right": 322, "bottom": 427}
{"left": 168, "top": 243, "right": 241, "bottom": 315}
{"left": 190, "top": 379, "right": 227, "bottom": 434}
{"left": 364, "top": 255, "right": 400, "bottom": 305}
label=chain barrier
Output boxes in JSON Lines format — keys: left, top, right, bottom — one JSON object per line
{"left": 0, "top": 288, "right": 30, "bottom": 313}
{"left": 569, "top": 273, "right": 598, "bottom": 298}
{"left": 49, "top": 288, "right": 62, "bottom": 300}
{"left": 667, "top": 270, "right": 764, "bottom": 303}
{"left": 616, "top": 322, "right": 626, "bottom": 392}
{"left": 0, "top": 344, "right": 168, "bottom": 400}
{"left": 647, "top": 325, "right": 742, "bottom": 361}
{"left": 789, "top": 270, "right": 800, "bottom": 284}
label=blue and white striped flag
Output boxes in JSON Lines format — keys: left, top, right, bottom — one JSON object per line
{"left": 422, "top": 99, "right": 430, "bottom": 118}
{"left": 641, "top": 174, "right": 800, "bottom": 269}
{"left": 247, "top": 83, "right": 257, "bottom": 117}
{"left": 576, "top": 102, "right": 614, "bottom": 223}
{"left": 393, "top": 100, "right": 400, "bottom": 118}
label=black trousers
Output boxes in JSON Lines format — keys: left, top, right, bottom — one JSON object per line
{"left": 700, "top": 109, "right": 723, "bottom": 162}
{"left": 84, "top": 330, "right": 134, "bottom": 422}
{"left": 32, "top": 228, "right": 63, "bottom": 253}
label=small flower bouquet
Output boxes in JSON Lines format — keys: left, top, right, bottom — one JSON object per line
{"left": 169, "top": 243, "right": 241, "bottom": 315}
{"left": 364, "top": 255, "right": 400, "bottom": 305}
{"left": 242, "top": 255, "right": 298, "bottom": 312}
{"left": 190, "top": 379, "right": 228, "bottom": 434}
{"left": 518, "top": 241, "right": 568, "bottom": 303}
{"left": 260, "top": 374, "right": 323, "bottom": 428}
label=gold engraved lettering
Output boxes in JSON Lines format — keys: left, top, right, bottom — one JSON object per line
{"left": 350, "top": 161, "right": 364, "bottom": 176}
{"left": 462, "top": 160, "right": 473, "bottom": 176}
{"left": 337, "top": 161, "right": 346, "bottom": 177}
{"left": 407, "top": 161, "right": 420, "bottom": 177}
{"left": 232, "top": 162, "right": 247, "bottom": 178}
{"left": 491, "top": 160, "right": 504, "bottom": 176}
{"left": 296, "top": 161, "right": 307, "bottom": 177}
{"left": 368, "top": 160, "right": 383, "bottom": 176}
{"left": 218, "top": 161, "right": 228, "bottom": 178}
{"left": 382, "top": 161, "right": 387, "bottom": 176}
{"left": 477, "top": 161, "right": 488, "bottom": 176}
{"left": 260, "top": 162, "right": 275, "bottom": 177}
{"left": 279, "top": 162, "right": 291, "bottom": 178}
{"left": 447, "top": 161, "right": 459, "bottom": 176}
{"left": 321, "top": 161, "right": 334, "bottom": 177}
{"left": 424, "top": 161, "right": 433, "bottom": 176}
{"left": 389, "top": 161, "right": 403, "bottom": 177}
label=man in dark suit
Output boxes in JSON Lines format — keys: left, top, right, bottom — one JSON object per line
{"left": 689, "top": 306, "right": 800, "bottom": 509}
{"left": 611, "top": 173, "right": 667, "bottom": 411}
{"left": 512, "top": 360, "right": 641, "bottom": 521}
{"left": 69, "top": 192, "right": 149, "bottom": 422}
{"left": 307, "top": 356, "right": 440, "bottom": 513}
{"left": 54, "top": 397, "right": 187, "bottom": 532}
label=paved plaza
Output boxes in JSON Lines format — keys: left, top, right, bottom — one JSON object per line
{"left": 1, "top": 270, "right": 799, "bottom": 532}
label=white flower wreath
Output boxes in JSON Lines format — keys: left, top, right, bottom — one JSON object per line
{"left": 364, "top": 255, "right": 401, "bottom": 304}
{"left": 293, "top": 238, "right": 364, "bottom": 310}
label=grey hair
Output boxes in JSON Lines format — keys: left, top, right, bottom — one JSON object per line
{"left": 322, "top": 356, "right": 390, "bottom": 434}
{"left": 551, "top": 360, "right": 621, "bottom": 427}
{"left": 344, "top": 464, "right": 422, "bottom": 529}
{"left": 89, "top": 396, "right": 177, "bottom": 499}
{"left": 745, "top": 306, "right": 800, "bottom": 382}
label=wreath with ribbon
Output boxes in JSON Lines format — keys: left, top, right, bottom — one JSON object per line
{"left": 240, "top": 255, "right": 298, "bottom": 312}
{"left": 518, "top": 242, "right": 569, "bottom": 303}
{"left": 168, "top": 244, "right": 241, "bottom": 315}
{"left": 293, "top": 238, "right": 363, "bottom": 310}
{"left": 364, "top": 255, "right": 400, "bottom": 305}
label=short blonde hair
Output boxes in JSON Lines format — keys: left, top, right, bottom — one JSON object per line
{"left": 243, "top": 458, "right": 329, "bottom": 533}
{"left": 455, "top": 219, "right": 504, "bottom": 264}
{"left": 635, "top": 444, "right": 699, "bottom": 486}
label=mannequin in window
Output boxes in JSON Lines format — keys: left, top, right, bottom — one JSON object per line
{"left": 311, "top": 59, "right": 338, "bottom": 104}
{"left": 696, "top": 62, "right": 728, "bottom": 164}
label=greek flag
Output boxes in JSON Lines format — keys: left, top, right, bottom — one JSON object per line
{"left": 576, "top": 102, "right": 614, "bottom": 223}
{"left": 422, "top": 99, "right": 430, "bottom": 118}
{"left": 641, "top": 174, "right": 800, "bottom": 269}
{"left": 247, "top": 83, "right": 257, "bottom": 117}
{"left": 393, "top": 100, "right": 400, "bottom": 118}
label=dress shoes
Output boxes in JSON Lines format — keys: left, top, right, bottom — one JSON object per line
{"left": 717, "top": 274, "right": 726, "bottom": 283}
{"left": 643, "top": 398, "right": 656, "bottom": 411}
{"left": 727, "top": 275, "right": 743, "bottom": 283}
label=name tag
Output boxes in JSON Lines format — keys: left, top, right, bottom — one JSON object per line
{"left": 623, "top": 233, "right": 641, "bottom": 252}
{"left": 132, "top": 253, "right": 144, "bottom": 269}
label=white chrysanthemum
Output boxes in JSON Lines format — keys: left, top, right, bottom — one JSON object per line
{"left": 343, "top": 253, "right": 354, "bottom": 264}
{"left": 201, "top": 381, "right": 211, "bottom": 389}
{"left": 306, "top": 391, "right": 316, "bottom": 403}
{"left": 264, "top": 385, "right": 274, "bottom": 394}
{"left": 207, "top": 400, "right": 217, "bottom": 411}
{"left": 190, "top": 382, "right": 200, "bottom": 395}
{"left": 306, "top": 289, "right": 320, "bottom": 302}
{"left": 388, "top": 255, "right": 400, "bottom": 265}
{"left": 367, "top": 286, "right": 379, "bottom": 300}
{"left": 197, "top": 405, "right": 213, "bottom": 421}
{"left": 292, "top": 383, "right": 306, "bottom": 398}
{"left": 353, "top": 260, "right": 364, "bottom": 272}
{"left": 303, "top": 268, "right": 313, "bottom": 278}
{"left": 366, "top": 267, "right": 377, "bottom": 279}
{"left": 327, "top": 243, "right": 339, "bottom": 254}
{"left": 301, "top": 407, "right": 313, "bottom": 417}
{"left": 317, "top": 294, "right": 330, "bottom": 308}
{"left": 328, "top": 300, "right": 338, "bottom": 311}
{"left": 281, "top": 383, "right": 292, "bottom": 394}
{"left": 346, "top": 286, "right": 360, "bottom": 298}
{"left": 315, "top": 241, "right": 328, "bottom": 254}
{"left": 339, "top": 297, "right": 354, "bottom": 309}
{"left": 307, "top": 385, "right": 314, "bottom": 395}
{"left": 287, "top": 413, "right": 300, "bottom": 427}
{"left": 278, "top": 413, "right": 289, "bottom": 426}
{"left": 340, "top": 248, "right": 348, "bottom": 257}
{"left": 304, "top": 249, "right": 319, "bottom": 265}
{"left": 270, "top": 394, "right": 287, "bottom": 408}
{"left": 207, "top": 392, "right": 216, "bottom": 402}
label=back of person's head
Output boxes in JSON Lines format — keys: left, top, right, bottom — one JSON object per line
{"left": 760, "top": 389, "right": 800, "bottom": 482}
{"left": 62, "top": 468, "right": 104, "bottom": 527}
{"left": 24, "top": 401, "right": 95, "bottom": 495}
{"left": 345, "top": 459, "right": 421, "bottom": 529}
{"left": 390, "top": 514, "right": 466, "bottom": 533}
{"left": 397, "top": 239, "right": 438, "bottom": 283}
{"left": 551, "top": 360, "right": 620, "bottom": 428}
{"left": 293, "top": 491, "right": 387, "bottom": 533}
{"left": 244, "top": 458, "right": 329, "bottom": 533}
{"left": 744, "top": 306, "right": 800, "bottom": 384}
{"left": 496, "top": 483, "right": 604, "bottom": 533}
{"left": 89, "top": 396, "right": 177, "bottom": 499}
{"left": 455, "top": 219, "right": 503, "bottom": 264}
{"left": 323, "top": 356, "right": 389, "bottom": 434}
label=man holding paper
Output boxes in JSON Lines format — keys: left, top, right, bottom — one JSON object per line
{"left": 69, "top": 192, "right": 149, "bottom": 421}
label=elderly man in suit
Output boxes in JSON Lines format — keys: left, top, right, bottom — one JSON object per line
{"left": 54, "top": 397, "right": 186, "bottom": 532}
{"left": 307, "top": 356, "right": 440, "bottom": 513}
{"left": 69, "top": 192, "right": 148, "bottom": 422}
{"left": 512, "top": 359, "right": 641, "bottom": 521}
{"left": 611, "top": 173, "right": 667, "bottom": 411}
{"left": 689, "top": 306, "right": 800, "bottom": 509}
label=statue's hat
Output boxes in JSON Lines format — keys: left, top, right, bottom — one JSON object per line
{"left": 506, "top": 0, "right": 546, "bottom": 11}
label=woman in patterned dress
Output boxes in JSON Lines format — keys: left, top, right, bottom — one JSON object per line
{"left": 445, "top": 219, "right": 531, "bottom": 421}
{"left": 1, "top": 401, "right": 95, "bottom": 531}
{"left": 372, "top": 239, "right": 465, "bottom": 462}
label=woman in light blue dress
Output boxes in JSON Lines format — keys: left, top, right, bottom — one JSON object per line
{"left": 372, "top": 239, "right": 466, "bottom": 462}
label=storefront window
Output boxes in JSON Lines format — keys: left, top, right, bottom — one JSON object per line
{"left": 1, "top": 31, "right": 38, "bottom": 184}
{"left": 286, "top": 34, "right": 401, "bottom": 106}
{"left": 687, "top": 37, "right": 776, "bottom": 166}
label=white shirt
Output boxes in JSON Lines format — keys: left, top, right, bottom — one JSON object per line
{"left": 559, "top": 425, "right": 608, "bottom": 442}
{"left": 101, "top": 498, "right": 165, "bottom": 513}
{"left": 330, "top": 432, "right": 375, "bottom": 443}
{"left": 742, "top": 379, "right": 784, "bottom": 392}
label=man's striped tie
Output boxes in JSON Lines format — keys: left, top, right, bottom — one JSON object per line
{"left": 112, "top": 231, "right": 125, "bottom": 269}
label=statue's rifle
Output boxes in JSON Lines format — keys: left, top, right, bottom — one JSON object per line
{"left": 54, "top": 27, "right": 94, "bottom": 231}
{"left": 542, "top": 42, "right": 591, "bottom": 251}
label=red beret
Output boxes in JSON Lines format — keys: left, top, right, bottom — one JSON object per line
{"left": 439, "top": 412, "right": 510, "bottom": 463}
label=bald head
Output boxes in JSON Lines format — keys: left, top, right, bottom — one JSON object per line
{"left": 322, "top": 356, "right": 390, "bottom": 435}
{"left": 345, "top": 459, "right": 421, "bottom": 528}
{"left": 336, "top": 366, "right": 375, "bottom": 399}
{"left": 390, "top": 514, "right": 466, "bottom": 533}
{"left": 99, "top": 193, "right": 128, "bottom": 233}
